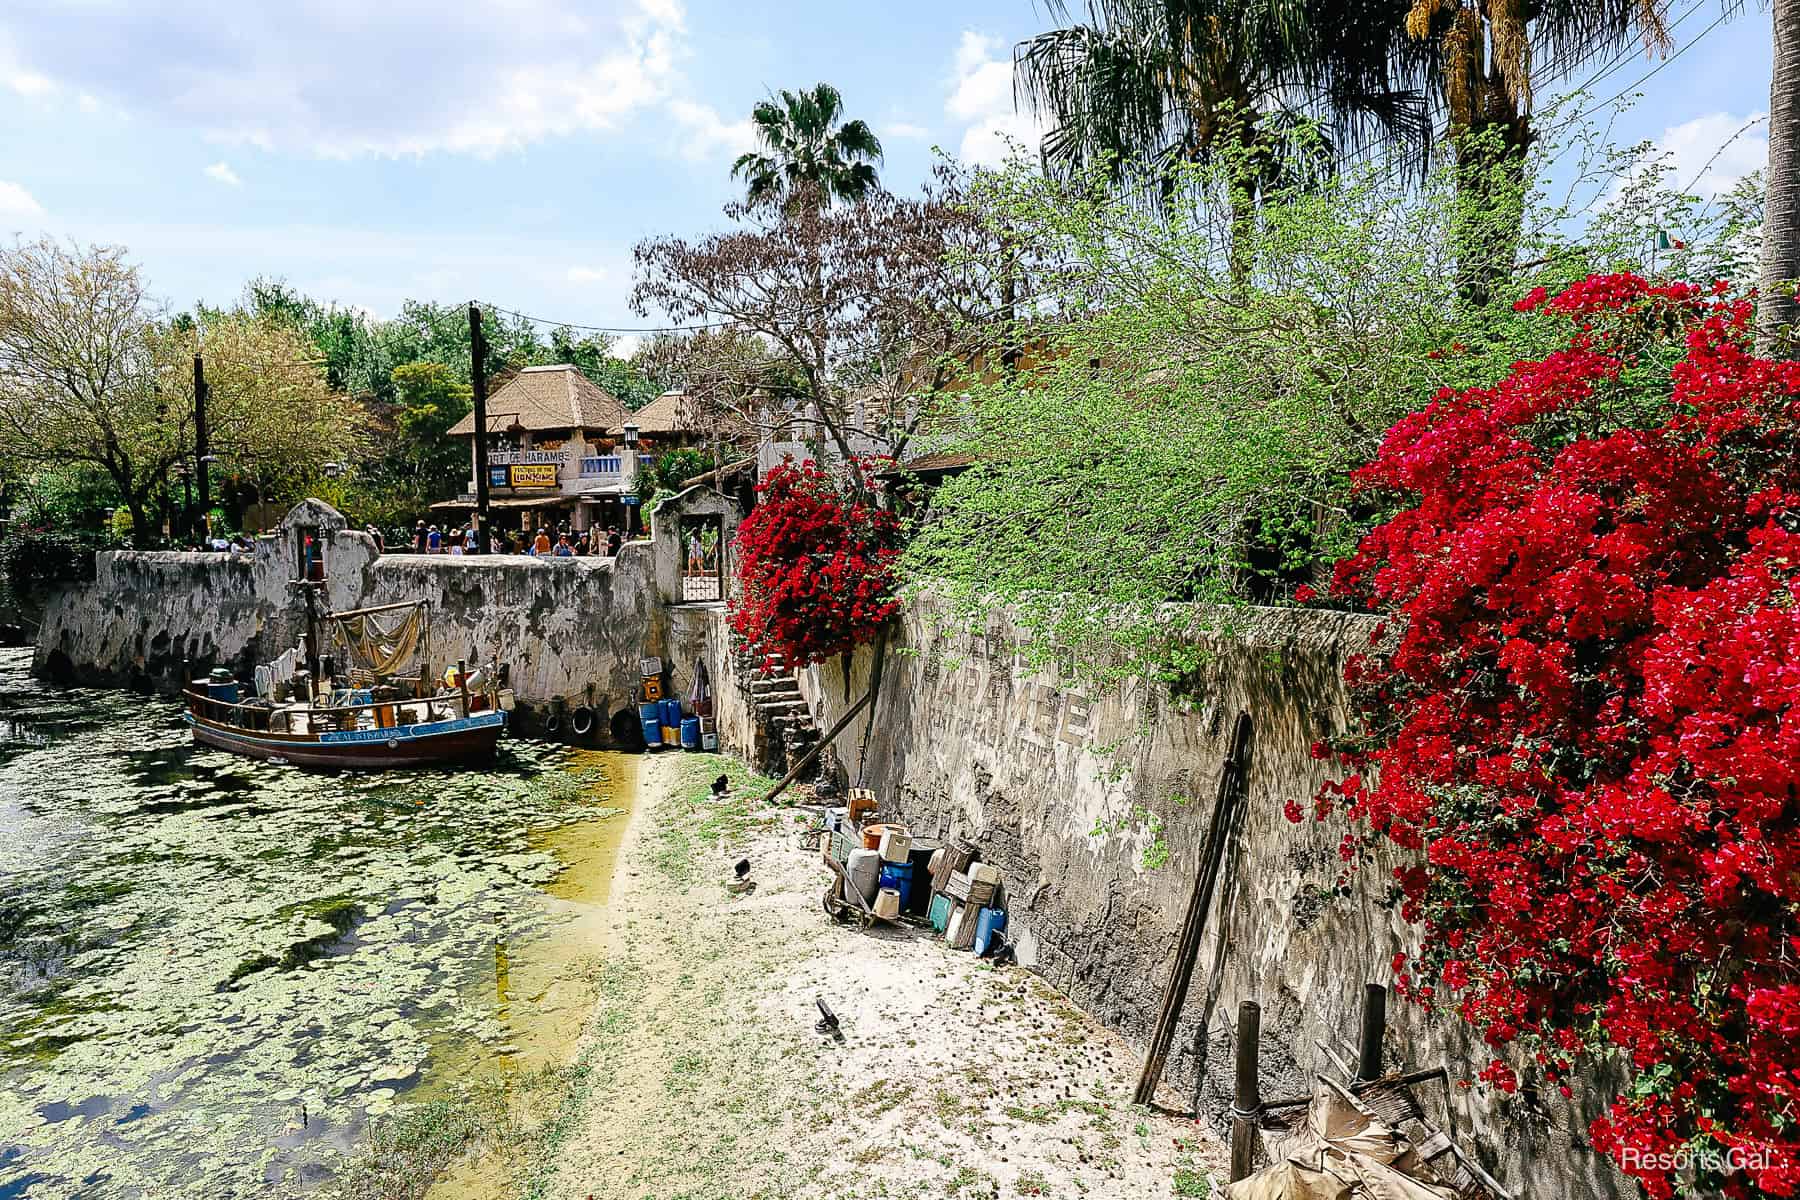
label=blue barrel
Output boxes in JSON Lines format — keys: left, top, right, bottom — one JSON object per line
{"left": 659, "top": 698, "right": 682, "bottom": 729}
{"left": 974, "top": 907, "right": 1008, "bottom": 957}
{"left": 207, "top": 681, "right": 240, "bottom": 703}
{"left": 878, "top": 861, "right": 914, "bottom": 910}
{"left": 679, "top": 716, "right": 701, "bottom": 749}
{"left": 638, "top": 702, "right": 662, "bottom": 746}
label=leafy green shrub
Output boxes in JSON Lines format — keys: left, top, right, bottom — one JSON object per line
{"left": 0, "top": 529, "right": 101, "bottom": 596}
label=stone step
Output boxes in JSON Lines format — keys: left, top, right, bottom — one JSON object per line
{"left": 757, "top": 699, "right": 810, "bottom": 714}
{"left": 750, "top": 679, "right": 800, "bottom": 695}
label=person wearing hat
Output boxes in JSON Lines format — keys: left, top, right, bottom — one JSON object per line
{"left": 426, "top": 524, "right": 442, "bottom": 554}
{"left": 531, "top": 527, "right": 552, "bottom": 556}
{"left": 412, "top": 520, "right": 427, "bottom": 554}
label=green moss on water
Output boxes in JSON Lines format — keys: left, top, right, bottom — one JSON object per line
{"left": 0, "top": 653, "right": 641, "bottom": 1198}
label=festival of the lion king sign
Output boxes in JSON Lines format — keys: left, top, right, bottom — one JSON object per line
{"left": 509, "top": 464, "right": 559, "bottom": 488}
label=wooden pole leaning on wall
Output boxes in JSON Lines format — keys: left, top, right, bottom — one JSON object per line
{"left": 1229, "top": 999, "right": 1263, "bottom": 1182}
{"left": 1357, "top": 982, "right": 1388, "bottom": 1083}
{"left": 1132, "top": 710, "right": 1254, "bottom": 1108}
{"left": 757, "top": 686, "right": 876, "bottom": 806}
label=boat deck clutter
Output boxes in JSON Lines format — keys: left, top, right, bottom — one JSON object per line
{"left": 182, "top": 598, "right": 512, "bottom": 769}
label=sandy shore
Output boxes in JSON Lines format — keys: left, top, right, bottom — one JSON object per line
{"left": 479, "top": 751, "right": 1227, "bottom": 1200}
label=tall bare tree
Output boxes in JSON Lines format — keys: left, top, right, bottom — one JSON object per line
{"left": 1761, "top": 0, "right": 1800, "bottom": 355}
{"left": 631, "top": 172, "right": 1005, "bottom": 483}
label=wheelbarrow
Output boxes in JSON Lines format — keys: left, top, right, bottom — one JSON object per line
{"left": 819, "top": 834, "right": 881, "bottom": 929}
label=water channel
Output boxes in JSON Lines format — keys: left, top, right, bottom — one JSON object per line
{"left": 0, "top": 649, "right": 636, "bottom": 1198}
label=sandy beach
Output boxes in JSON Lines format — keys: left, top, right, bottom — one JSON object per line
{"left": 411, "top": 751, "right": 1227, "bottom": 1200}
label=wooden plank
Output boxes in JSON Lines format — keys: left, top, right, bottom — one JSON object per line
{"left": 1132, "top": 711, "right": 1253, "bottom": 1107}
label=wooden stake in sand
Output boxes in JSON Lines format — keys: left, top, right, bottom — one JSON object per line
{"left": 1132, "top": 711, "right": 1253, "bottom": 1108}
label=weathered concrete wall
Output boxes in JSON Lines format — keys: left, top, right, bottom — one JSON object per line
{"left": 799, "top": 603, "right": 1626, "bottom": 1200}
{"left": 37, "top": 552, "right": 267, "bottom": 689}
{"left": 33, "top": 495, "right": 753, "bottom": 752}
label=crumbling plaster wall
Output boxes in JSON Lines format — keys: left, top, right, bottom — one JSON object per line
{"left": 799, "top": 602, "right": 1627, "bottom": 1200}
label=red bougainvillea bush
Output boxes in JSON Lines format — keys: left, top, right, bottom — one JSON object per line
{"left": 730, "top": 456, "right": 901, "bottom": 669}
{"left": 1306, "top": 273, "right": 1800, "bottom": 1198}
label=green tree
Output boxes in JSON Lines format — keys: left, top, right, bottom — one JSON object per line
{"left": 312, "top": 361, "right": 475, "bottom": 529}
{"left": 901, "top": 128, "right": 1746, "bottom": 682}
{"left": 1015, "top": 0, "right": 1430, "bottom": 274}
{"left": 731, "top": 83, "right": 884, "bottom": 209}
{"left": 0, "top": 240, "right": 354, "bottom": 546}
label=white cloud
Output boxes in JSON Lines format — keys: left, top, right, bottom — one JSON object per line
{"left": 666, "top": 98, "right": 757, "bottom": 162}
{"left": 1653, "top": 111, "right": 1768, "bottom": 200}
{"left": 610, "top": 333, "right": 643, "bottom": 357}
{"left": 0, "top": 0, "right": 686, "bottom": 158}
{"left": 203, "top": 161, "right": 242, "bottom": 187}
{"left": 887, "top": 121, "right": 930, "bottom": 140}
{"left": 566, "top": 265, "right": 609, "bottom": 285}
{"left": 0, "top": 180, "right": 44, "bottom": 220}
{"left": 945, "top": 30, "right": 1040, "bottom": 168}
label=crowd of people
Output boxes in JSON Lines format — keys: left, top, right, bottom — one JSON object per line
{"left": 404, "top": 521, "right": 626, "bottom": 559}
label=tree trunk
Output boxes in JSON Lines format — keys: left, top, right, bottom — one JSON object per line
{"left": 1759, "top": 0, "right": 1800, "bottom": 357}
{"left": 1451, "top": 114, "right": 1531, "bottom": 308}
{"left": 125, "top": 494, "right": 153, "bottom": 550}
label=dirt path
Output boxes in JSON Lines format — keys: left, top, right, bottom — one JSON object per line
{"left": 519, "top": 752, "right": 1226, "bottom": 1200}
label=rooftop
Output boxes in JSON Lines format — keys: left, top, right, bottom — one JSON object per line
{"left": 446, "top": 365, "right": 629, "bottom": 437}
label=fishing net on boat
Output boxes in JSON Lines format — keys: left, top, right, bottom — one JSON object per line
{"left": 328, "top": 605, "right": 426, "bottom": 678}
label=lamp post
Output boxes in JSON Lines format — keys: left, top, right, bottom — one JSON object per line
{"left": 622, "top": 423, "right": 640, "bottom": 538}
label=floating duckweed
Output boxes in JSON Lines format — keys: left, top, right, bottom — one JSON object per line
{"left": 0, "top": 649, "right": 634, "bottom": 1199}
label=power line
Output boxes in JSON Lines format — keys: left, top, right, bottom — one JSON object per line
{"left": 1570, "top": 9, "right": 1733, "bottom": 122}
{"left": 1543, "top": 0, "right": 1707, "bottom": 103}
{"left": 474, "top": 300, "right": 735, "bottom": 336}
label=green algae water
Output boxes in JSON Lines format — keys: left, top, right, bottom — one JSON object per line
{"left": 0, "top": 649, "right": 635, "bottom": 1198}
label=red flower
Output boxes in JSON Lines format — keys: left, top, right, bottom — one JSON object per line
{"left": 1317, "top": 274, "right": 1800, "bottom": 1198}
{"left": 729, "top": 456, "right": 901, "bottom": 668}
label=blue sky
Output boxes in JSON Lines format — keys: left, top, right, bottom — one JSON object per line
{"left": 0, "top": 0, "right": 1777, "bottom": 350}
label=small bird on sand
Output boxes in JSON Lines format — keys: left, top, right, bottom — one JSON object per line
{"left": 711, "top": 773, "right": 729, "bottom": 797}
{"left": 814, "top": 995, "right": 841, "bottom": 1037}
{"left": 734, "top": 858, "right": 751, "bottom": 880}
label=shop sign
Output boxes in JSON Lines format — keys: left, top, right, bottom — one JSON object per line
{"left": 488, "top": 466, "right": 509, "bottom": 489}
{"left": 488, "top": 450, "right": 567, "bottom": 466}
{"left": 510, "top": 463, "right": 560, "bottom": 488}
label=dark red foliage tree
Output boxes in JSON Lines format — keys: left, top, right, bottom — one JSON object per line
{"left": 729, "top": 457, "right": 901, "bottom": 669}
{"left": 1309, "top": 273, "right": 1800, "bottom": 1198}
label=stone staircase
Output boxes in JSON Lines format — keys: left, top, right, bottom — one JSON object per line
{"left": 736, "top": 647, "right": 819, "bottom": 775}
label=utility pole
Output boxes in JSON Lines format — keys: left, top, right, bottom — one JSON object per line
{"left": 193, "top": 353, "right": 210, "bottom": 538}
{"left": 468, "top": 302, "right": 493, "bottom": 553}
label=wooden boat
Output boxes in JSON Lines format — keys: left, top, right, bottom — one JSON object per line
{"left": 184, "top": 690, "right": 507, "bottom": 769}
{"left": 183, "top": 597, "right": 511, "bottom": 770}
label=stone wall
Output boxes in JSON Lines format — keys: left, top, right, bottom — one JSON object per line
{"left": 798, "top": 603, "right": 1626, "bottom": 1200}
{"left": 33, "top": 494, "right": 752, "bottom": 750}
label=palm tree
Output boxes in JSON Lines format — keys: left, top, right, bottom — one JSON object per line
{"left": 1397, "top": 0, "right": 1675, "bottom": 303}
{"left": 731, "top": 83, "right": 885, "bottom": 210}
{"left": 1761, "top": 0, "right": 1799, "bottom": 356}
{"left": 1015, "top": 0, "right": 1433, "bottom": 278}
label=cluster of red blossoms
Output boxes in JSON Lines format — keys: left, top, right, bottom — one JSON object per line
{"left": 1305, "top": 273, "right": 1800, "bottom": 1197}
{"left": 729, "top": 456, "right": 901, "bottom": 669}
